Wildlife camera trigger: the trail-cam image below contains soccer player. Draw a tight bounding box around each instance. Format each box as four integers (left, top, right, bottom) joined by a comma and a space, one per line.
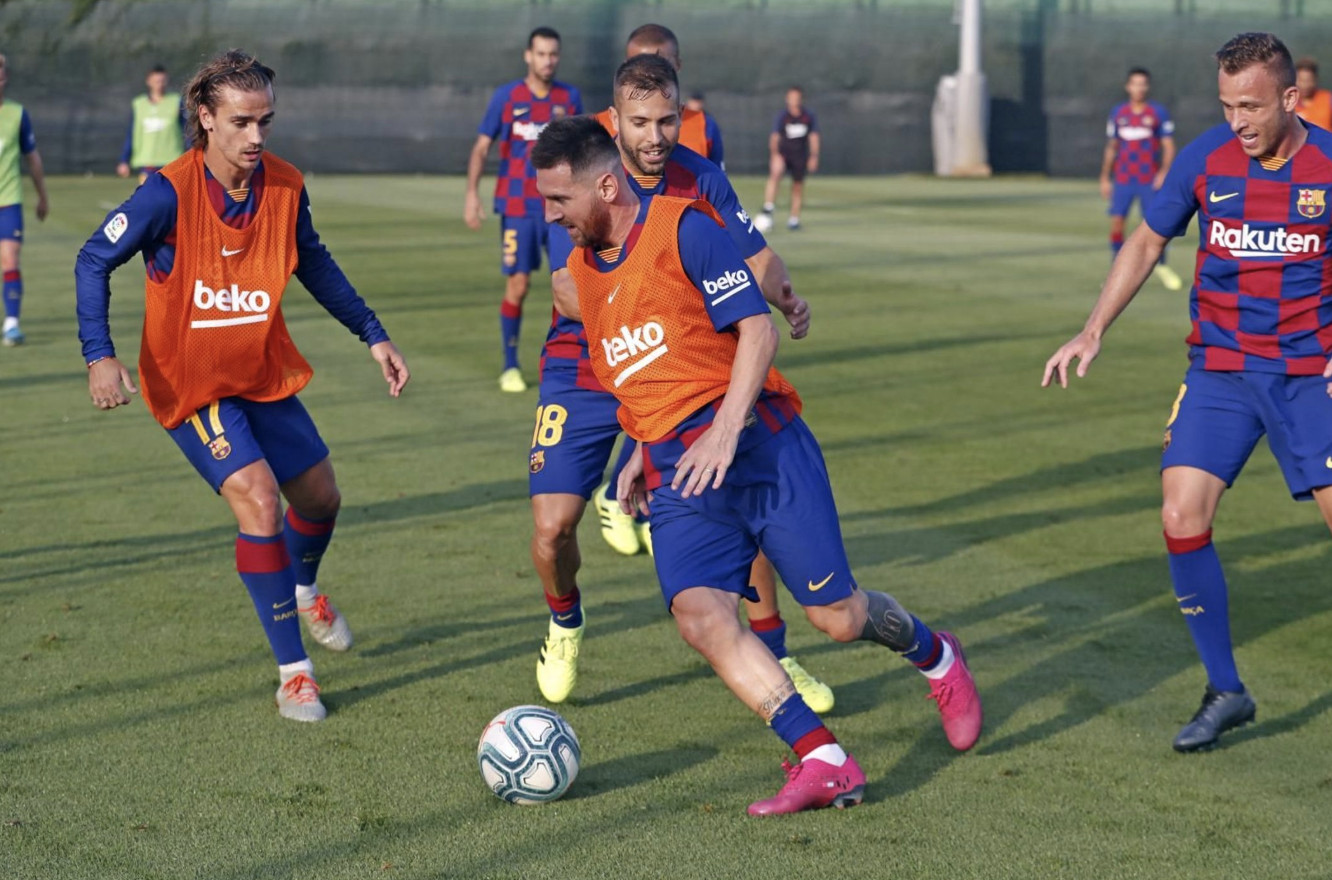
1043, 32, 1332, 752
592, 24, 725, 166
1098, 67, 1182, 291
116, 64, 186, 185
532, 54, 830, 714
464, 27, 583, 393
75, 50, 410, 723
1295, 57, 1331, 130
760, 86, 819, 232
0, 53, 49, 347
533, 115, 983, 814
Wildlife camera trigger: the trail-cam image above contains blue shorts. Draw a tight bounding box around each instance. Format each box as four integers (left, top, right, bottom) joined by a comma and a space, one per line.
528, 384, 623, 499
1109, 182, 1155, 218
0, 204, 22, 241
649, 417, 858, 611
501, 216, 549, 276
167, 396, 330, 493
1161, 365, 1332, 500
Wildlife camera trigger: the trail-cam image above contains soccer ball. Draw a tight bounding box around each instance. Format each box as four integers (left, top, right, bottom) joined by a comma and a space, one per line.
753, 212, 774, 233
477, 705, 581, 804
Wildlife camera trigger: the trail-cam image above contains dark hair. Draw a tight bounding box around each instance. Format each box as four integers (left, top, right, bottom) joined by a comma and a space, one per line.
150, 63, 168, 75
1126, 67, 1150, 81
184, 49, 275, 149
1296, 56, 1319, 75
626, 23, 678, 53
531, 116, 620, 177
529, 26, 560, 48
613, 53, 678, 104
1216, 32, 1296, 90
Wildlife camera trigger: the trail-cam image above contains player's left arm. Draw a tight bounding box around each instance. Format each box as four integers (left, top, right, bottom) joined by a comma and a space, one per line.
293, 187, 409, 396
547, 222, 580, 320
807, 112, 820, 173
20, 110, 47, 220
671, 209, 778, 498
1154, 109, 1178, 189
701, 170, 809, 338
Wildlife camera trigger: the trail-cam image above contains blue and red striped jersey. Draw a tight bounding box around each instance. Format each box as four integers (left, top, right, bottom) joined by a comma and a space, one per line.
1107, 101, 1174, 185
541, 144, 766, 392
1145, 121, 1332, 375
478, 79, 583, 218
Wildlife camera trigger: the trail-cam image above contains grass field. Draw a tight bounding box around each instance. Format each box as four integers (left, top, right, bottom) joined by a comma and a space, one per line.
4, 172, 1332, 880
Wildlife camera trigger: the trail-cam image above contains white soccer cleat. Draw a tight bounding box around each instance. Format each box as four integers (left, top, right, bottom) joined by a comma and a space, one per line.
276, 673, 327, 722
298, 594, 354, 652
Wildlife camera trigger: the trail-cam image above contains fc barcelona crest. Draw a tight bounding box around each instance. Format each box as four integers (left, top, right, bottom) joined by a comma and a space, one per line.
1298, 188, 1327, 219
208, 434, 232, 461
529, 450, 546, 474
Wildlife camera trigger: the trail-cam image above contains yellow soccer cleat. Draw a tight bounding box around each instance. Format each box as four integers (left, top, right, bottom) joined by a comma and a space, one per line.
594, 483, 641, 556
537, 618, 584, 703
1153, 264, 1184, 291
780, 655, 835, 715
499, 367, 528, 393
637, 519, 653, 557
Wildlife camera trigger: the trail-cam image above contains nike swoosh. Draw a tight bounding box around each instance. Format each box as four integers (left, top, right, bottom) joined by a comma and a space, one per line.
1208, 191, 1239, 203
272, 598, 295, 610
607, 283, 621, 303
514, 108, 530, 116
1175, 593, 1197, 603
807, 572, 835, 592
221, 246, 245, 257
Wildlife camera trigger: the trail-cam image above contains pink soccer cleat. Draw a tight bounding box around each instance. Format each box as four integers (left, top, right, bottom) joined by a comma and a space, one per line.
928, 632, 983, 751
746, 755, 866, 816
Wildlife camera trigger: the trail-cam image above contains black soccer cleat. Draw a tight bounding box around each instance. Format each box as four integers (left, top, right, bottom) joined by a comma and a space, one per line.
1172, 686, 1256, 753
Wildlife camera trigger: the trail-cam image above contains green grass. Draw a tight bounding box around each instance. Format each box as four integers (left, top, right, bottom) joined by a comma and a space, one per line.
3, 172, 1332, 879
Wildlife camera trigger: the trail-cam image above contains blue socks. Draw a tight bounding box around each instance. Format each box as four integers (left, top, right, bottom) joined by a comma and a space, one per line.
283, 508, 335, 587
500, 300, 522, 370
3, 270, 21, 320
1166, 530, 1243, 693
236, 533, 307, 666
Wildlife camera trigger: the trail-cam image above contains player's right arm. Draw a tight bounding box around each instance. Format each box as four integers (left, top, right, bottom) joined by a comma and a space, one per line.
117, 109, 134, 177
1044, 139, 1201, 388
465, 88, 506, 230
75, 176, 178, 408
1099, 114, 1118, 199
547, 222, 580, 321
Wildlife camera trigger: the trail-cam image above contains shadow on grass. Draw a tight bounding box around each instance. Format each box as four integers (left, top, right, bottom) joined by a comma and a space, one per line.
567, 744, 720, 800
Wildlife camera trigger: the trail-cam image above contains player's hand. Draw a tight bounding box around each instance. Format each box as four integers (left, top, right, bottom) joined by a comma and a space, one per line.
370, 340, 410, 397
672, 423, 739, 499
464, 191, 484, 231
774, 281, 810, 340
116, 162, 131, 179
35, 194, 48, 222
808, 155, 819, 174
616, 443, 651, 517
1099, 177, 1112, 200
88, 356, 138, 410
1321, 356, 1332, 380
1042, 331, 1102, 389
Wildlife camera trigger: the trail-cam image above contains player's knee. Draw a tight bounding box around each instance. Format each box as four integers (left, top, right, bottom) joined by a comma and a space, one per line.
298, 485, 341, 521
1161, 500, 1210, 537
672, 598, 734, 655
238, 488, 284, 535
532, 509, 577, 556
804, 602, 861, 643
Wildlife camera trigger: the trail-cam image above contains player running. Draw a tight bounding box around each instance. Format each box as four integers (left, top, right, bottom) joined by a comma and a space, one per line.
760, 86, 819, 232
0, 53, 49, 347
533, 114, 983, 814
75, 50, 409, 723
1045, 32, 1332, 752
531, 54, 831, 713
1099, 67, 1181, 291
464, 27, 583, 393
116, 63, 186, 185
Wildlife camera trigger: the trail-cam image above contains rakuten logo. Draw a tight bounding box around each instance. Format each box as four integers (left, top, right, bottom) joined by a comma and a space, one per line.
1208, 220, 1323, 258
191, 280, 272, 329
703, 269, 752, 306
601, 322, 668, 387
513, 121, 546, 141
